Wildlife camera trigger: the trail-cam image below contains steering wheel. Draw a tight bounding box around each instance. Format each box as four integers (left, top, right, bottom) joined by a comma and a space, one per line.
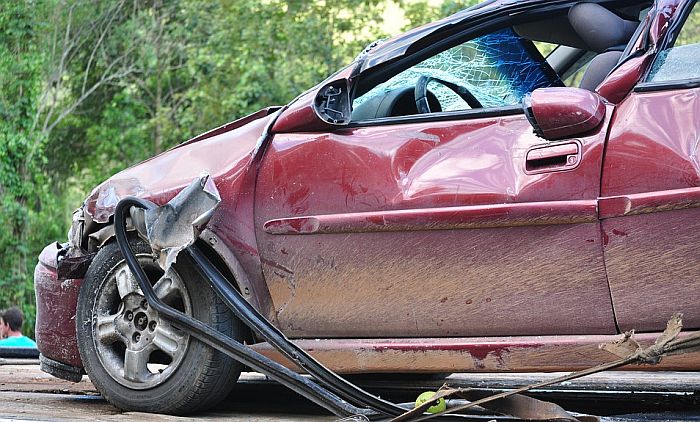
414, 75, 482, 114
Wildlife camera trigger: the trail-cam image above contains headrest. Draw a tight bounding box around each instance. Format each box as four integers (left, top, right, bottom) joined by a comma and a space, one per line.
568, 3, 639, 53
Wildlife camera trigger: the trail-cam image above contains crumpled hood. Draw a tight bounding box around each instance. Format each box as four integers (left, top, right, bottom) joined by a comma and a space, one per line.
85, 108, 279, 223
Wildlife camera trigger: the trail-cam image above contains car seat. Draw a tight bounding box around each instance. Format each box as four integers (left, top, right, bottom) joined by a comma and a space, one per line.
569, 2, 640, 91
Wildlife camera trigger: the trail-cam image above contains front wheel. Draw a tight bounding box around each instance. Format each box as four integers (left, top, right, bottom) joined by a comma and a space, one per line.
77, 238, 243, 414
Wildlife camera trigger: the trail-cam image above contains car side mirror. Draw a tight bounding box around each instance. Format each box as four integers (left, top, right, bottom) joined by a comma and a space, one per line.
523, 88, 606, 140
271, 78, 351, 133
313, 79, 351, 125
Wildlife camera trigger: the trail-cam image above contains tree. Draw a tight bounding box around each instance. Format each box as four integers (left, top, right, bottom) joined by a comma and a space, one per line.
401, 0, 479, 29
0, 1, 54, 336
1, 0, 476, 337
0, 0, 149, 335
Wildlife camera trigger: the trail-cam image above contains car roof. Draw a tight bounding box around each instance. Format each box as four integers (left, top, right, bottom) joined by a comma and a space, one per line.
356, 0, 645, 73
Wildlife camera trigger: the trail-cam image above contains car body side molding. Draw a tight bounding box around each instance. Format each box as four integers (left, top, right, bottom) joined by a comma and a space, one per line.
598, 186, 700, 219
264, 185, 700, 235
263, 200, 598, 235
250, 333, 700, 374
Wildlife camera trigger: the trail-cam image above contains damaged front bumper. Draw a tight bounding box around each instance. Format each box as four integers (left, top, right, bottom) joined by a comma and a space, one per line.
33, 174, 219, 382
34, 204, 99, 380
34, 241, 85, 380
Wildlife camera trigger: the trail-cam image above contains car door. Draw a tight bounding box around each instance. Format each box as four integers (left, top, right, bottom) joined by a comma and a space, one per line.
254, 26, 617, 339
600, 0, 700, 332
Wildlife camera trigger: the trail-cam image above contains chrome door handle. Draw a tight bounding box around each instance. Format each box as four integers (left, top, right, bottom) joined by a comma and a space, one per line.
525, 142, 580, 173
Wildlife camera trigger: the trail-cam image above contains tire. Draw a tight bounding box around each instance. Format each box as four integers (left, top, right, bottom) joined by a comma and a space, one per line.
77, 238, 243, 414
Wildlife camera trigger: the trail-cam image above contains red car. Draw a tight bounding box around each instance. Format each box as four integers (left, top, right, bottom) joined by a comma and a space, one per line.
34, 0, 700, 414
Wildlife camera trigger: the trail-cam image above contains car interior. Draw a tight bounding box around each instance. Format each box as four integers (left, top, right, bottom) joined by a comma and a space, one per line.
351, 1, 653, 121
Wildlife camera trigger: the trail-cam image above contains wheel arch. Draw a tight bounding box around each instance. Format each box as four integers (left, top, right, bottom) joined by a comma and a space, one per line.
80, 222, 257, 345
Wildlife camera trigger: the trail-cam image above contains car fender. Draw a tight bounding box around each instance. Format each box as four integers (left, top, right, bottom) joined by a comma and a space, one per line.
83, 108, 279, 317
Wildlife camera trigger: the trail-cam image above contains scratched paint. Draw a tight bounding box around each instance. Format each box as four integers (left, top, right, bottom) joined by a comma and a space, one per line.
255, 110, 616, 338
34, 243, 83, 368
601, 87, 700, 332
81, 113, 278, 320
36, 112, 279, 368
249, 333, 700, 373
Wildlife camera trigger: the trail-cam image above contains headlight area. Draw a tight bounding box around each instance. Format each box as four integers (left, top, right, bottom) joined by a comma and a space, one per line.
58, 207, 97, 280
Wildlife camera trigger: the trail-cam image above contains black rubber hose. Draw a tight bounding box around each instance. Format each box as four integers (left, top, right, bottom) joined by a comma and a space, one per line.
113, 197, 373, 418
187, 245, 408, 416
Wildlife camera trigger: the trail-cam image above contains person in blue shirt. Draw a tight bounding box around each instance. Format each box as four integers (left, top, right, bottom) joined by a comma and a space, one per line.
0, 307, 37, 348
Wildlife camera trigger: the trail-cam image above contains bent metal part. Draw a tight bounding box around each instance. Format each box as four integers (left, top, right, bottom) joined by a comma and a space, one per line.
116, 178, 700, 421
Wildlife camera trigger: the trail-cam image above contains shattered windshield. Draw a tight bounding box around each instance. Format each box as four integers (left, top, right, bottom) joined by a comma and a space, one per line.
353, 27, 562, 114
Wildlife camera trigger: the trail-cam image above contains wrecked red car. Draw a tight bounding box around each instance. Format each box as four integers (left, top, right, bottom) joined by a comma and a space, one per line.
34, 0, 700, 414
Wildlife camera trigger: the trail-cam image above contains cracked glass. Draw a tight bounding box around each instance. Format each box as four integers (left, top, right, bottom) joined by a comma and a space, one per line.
648, 1, 700, 83
353, 27, 562, 115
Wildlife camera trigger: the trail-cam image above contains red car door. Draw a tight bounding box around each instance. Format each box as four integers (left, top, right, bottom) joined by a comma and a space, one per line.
600, 0, 700, 332
254, 25, 617, 339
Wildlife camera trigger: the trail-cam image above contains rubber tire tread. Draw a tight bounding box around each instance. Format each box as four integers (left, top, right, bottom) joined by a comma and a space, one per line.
76, 238, 242, 415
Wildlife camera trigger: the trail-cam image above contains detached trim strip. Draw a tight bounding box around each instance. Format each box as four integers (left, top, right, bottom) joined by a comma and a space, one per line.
598, 186, 700, 219
348, 105, 523, 128
263, 200, 598, 235
634, 78, 700, 93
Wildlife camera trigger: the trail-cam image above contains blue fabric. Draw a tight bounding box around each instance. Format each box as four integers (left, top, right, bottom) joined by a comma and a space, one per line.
0, 335, 37, 348
464, 28, 563, 107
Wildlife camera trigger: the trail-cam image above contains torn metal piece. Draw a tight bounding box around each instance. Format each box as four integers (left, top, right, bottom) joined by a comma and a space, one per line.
88, 219, 137, 251
59, 207, 97, 278
139, 173, 221, 270
67, 208, 85, 254
57, 251, 97, 280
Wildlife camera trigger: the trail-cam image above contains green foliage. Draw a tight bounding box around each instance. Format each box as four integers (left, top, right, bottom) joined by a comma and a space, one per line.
0, 0, 59, 337
400, 0, 479, 30
0, 0, 479, 338
176, 0, 388, 138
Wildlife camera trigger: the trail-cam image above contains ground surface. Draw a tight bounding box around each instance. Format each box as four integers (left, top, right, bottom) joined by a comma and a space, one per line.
1, 359, 698, 421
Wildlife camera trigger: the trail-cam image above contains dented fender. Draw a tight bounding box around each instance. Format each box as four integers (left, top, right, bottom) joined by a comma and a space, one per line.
78, 109, 280, 317
34, 109, 282, 370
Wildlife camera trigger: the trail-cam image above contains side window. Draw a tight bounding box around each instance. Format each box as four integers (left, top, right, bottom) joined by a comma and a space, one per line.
647, 1, 700, 83
561, 51, 597, 87
351, 28, 562, 120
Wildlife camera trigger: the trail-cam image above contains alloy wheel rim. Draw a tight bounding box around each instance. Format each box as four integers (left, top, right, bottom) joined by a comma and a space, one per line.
91, 255, 191, 390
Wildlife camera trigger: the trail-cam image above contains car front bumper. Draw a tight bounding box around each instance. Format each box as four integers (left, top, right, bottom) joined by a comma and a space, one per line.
34, 242, 84, 375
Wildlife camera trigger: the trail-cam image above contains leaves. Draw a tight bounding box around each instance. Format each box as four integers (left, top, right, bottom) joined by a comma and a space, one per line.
0, 0, 465, 337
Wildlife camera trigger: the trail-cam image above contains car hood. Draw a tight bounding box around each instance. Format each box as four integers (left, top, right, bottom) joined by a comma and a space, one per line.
85, 108, 280, 223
